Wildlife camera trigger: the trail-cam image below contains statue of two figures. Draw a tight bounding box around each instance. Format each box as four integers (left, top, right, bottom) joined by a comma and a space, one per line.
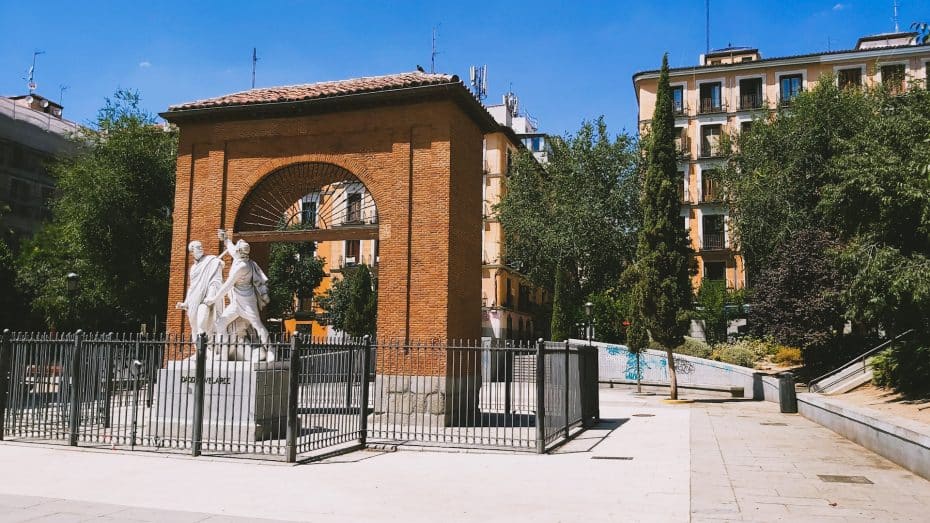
176, 230, 275, 362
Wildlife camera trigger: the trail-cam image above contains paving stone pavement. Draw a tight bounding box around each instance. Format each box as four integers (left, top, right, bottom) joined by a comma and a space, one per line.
690, 397, 930, 522
0, 387, 926, 522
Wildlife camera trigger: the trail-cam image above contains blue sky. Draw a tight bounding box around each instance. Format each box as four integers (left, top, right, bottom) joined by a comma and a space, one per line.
1, 1, 928, 136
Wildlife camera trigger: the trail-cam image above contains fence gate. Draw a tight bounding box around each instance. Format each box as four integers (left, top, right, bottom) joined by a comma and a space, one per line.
0, 331, 371, 462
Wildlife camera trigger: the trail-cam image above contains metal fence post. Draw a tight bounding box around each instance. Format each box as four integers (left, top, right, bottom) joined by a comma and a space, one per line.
590, 346, 600, 423
563, 340, 570, 439
535, 338, 546, 454
0, 329, 11, 441
358, 335, 371, 446
101, 338, 114, 428
68, 330, 84, 446
191, 333, 207, 457
286, 333, 301, 463
504, 346, 512, 419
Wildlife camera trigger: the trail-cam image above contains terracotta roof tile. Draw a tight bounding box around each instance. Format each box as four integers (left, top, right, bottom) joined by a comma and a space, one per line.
168, 71, 459, 111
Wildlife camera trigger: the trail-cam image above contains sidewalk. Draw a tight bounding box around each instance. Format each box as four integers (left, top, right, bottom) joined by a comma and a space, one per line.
0, 387, 926, 522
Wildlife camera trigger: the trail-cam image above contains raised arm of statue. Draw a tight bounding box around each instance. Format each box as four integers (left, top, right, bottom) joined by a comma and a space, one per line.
205, 262, 246, 306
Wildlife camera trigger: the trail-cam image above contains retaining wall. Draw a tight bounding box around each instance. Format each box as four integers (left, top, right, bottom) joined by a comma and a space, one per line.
798, 393, 930, 481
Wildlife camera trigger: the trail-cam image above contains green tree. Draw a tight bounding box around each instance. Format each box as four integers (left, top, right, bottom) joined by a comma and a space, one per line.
497, 119, 640, 336
265, 241, 326, 319
318, 265, 377, 338
16, 90, 177, 331
624, 54, 694, 399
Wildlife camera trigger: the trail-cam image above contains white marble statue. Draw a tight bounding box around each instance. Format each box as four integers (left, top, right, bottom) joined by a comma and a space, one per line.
175, 240, 226, 342
206, 230, 274, 362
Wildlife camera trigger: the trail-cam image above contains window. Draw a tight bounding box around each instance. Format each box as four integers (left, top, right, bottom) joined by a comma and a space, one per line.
741, 56, 754, 62
702, 170, 721, 202
346, 193, 361, 223
506, 149, 513, 175
9, 178, 30, 202
702, 215, 725, 250
699, 82, 722, 113
674, 127, 688, 156
739, 78, 763, 109
506, 316, 513, 340
837, 67, 862, 89
740, 121, 753, 134
671, 86, 685, 114
300, 195, 317, 227
700, 125, 722, 157
345, 240, 360, 265
505, 277, 513, 308
779, 74, 803, 104
881, 64, 906, 94
704, 262, 726, 281
678, 171, 687, 202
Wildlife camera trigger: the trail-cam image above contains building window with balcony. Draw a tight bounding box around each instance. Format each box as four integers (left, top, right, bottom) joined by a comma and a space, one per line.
700, 125, 722, 158
702, 170, 721, 202
702, 214, 725, 250
671, 85, 685, 115
704, 261, 726, 281
779, 74, 803, 104
881, 64, 906, 94
678, 171, 687, 203
345, 240, 360, 266
739, 78, 763, 109
300, 195, 317, 227
674, 127, 689, 157
837, 67, 862, 89
699, 82, 722, 113
346, 192, 362, 223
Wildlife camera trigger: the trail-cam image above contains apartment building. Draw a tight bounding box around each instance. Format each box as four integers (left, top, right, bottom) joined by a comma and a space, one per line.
0, 93, 79, 245
482, 94, 550, 341
633, 31, 930, 290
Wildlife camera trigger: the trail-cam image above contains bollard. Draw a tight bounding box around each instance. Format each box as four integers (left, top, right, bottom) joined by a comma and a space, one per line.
68, 330, 84, 446
359, 335, 372, 446
779, 372, 798, 414
535, 338, 546, 454
191, 333, 207, 457
0, 329, 11, 441
285, 333, 301, 463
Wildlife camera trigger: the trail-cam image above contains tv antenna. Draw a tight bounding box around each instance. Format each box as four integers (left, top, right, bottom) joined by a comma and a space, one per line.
469, 65, 487, 101
431, 25, 440, 73
59, 85, 68, 107
24, 50, 45, 93
893, 0, 900, 32
251, 47, 259, 88
705, 0, 711, 53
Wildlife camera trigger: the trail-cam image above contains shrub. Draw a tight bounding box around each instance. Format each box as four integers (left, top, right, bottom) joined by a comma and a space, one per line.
674, 337, 712, 359
773, 347, 803, 366
871, 342, 930, 395
710, 345, 755, 368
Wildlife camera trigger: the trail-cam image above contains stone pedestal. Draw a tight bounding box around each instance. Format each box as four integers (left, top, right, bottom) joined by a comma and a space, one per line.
154, 361, 291, 443
372, 373, 480, 426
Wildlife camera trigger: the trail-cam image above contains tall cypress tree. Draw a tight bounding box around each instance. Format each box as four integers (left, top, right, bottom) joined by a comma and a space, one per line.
626, 54, 694, 399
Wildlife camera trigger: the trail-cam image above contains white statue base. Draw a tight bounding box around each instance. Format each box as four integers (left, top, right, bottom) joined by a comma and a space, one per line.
154, 361, 293, 444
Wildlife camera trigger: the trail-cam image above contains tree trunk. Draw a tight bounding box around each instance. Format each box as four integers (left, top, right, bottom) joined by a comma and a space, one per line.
666, 347, 678, 400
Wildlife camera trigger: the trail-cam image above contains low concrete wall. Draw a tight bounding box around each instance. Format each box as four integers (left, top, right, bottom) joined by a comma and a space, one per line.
798, 393, 930, 481
583, 340, 759, 399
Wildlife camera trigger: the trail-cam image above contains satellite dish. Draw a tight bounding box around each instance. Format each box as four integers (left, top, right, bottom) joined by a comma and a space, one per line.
25, 95, 34, 104
40, 99, 49, 108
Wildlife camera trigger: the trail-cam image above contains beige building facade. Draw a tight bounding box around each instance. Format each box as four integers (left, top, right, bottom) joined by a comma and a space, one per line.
633, 31, 930, 291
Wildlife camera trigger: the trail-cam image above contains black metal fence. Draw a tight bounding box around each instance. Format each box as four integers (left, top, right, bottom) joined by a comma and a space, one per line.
0, 331, 598, 461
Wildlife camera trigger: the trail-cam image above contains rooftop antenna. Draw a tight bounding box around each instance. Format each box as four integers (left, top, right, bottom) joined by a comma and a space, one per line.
827, 36, 832, 51
24, 50, 45, 93
705, 0, 711, 53
58, 84, 68, 107
431, 25, 440, 73
251, 47, 258, 88
893, 0, 900, 32
469, 65, 487, 101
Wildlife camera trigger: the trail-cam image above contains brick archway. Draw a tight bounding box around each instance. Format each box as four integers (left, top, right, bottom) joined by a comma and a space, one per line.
162, 73, 491, 344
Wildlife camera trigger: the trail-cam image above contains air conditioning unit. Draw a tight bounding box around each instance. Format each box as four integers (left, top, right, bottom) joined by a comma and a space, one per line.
345, 256, 357, 266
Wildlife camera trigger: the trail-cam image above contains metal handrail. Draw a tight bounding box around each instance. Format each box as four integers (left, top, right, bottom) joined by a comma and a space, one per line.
808, 329, 915, 392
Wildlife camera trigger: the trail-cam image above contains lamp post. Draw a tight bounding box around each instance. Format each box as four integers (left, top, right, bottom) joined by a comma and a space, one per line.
66, 272, 79, 332
584, 301, 594, 346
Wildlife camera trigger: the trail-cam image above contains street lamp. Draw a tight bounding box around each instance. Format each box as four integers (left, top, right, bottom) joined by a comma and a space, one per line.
66, 272, 79, 331
584, 301, 594, 346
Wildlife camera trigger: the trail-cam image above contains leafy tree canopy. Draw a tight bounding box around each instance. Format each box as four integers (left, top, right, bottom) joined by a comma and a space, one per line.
16, 90, 177, 331
265, 241, 325, 320
317, 265, 377, 338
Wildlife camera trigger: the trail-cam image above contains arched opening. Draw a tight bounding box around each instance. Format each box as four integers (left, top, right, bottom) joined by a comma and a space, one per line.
233, 162, 379, 337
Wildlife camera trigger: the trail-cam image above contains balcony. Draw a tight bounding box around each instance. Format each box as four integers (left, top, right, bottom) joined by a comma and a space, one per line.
739, 93, 764, 110
699, 99, 725, 114
702, 232, 726, 251
675, 136, 691, 160
699, 143, 722, 159
702, 177, 722, 202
